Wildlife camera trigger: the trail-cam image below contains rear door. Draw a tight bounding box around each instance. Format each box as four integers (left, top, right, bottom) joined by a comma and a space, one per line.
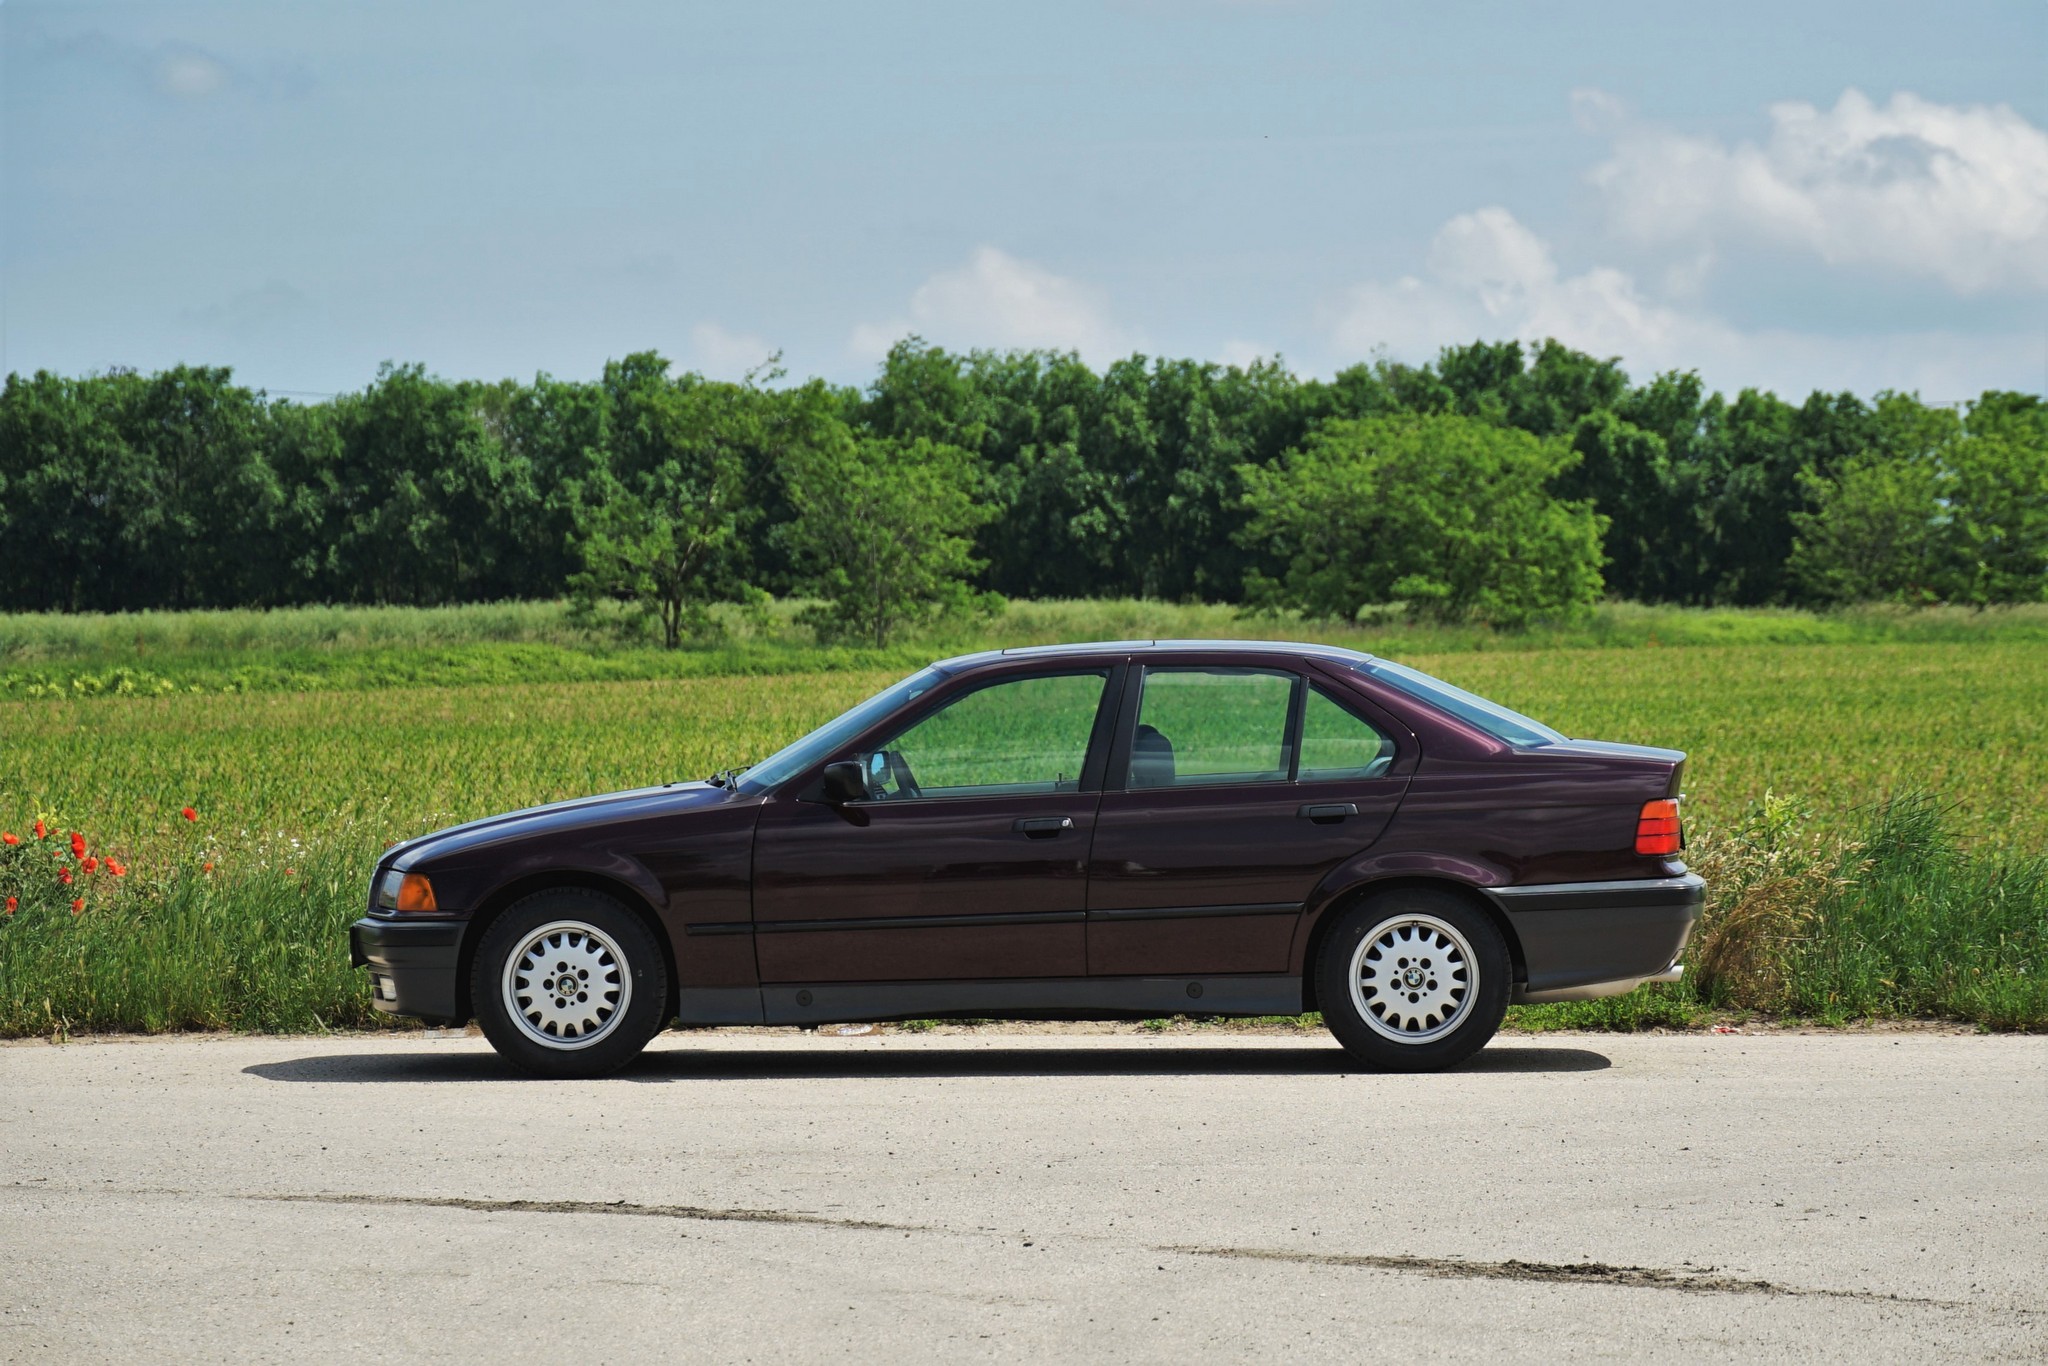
1086, 662, 1412, 976
751, 667, 1117, 983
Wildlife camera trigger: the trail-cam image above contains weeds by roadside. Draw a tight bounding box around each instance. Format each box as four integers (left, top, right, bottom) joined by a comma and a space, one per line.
1, 792, 2041, 1038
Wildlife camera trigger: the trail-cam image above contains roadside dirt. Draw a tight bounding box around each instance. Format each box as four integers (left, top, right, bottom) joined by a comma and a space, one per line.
0, 1014, 2001, 1047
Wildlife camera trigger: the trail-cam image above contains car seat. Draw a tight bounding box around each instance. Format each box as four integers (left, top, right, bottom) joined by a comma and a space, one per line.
1130, 723, 1176, 787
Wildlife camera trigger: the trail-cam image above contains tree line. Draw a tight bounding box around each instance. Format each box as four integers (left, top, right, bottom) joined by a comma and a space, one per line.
1, 339, 2042, 642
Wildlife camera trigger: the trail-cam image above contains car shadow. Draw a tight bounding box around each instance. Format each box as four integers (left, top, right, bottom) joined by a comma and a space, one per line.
242, 1041, 1611, 1084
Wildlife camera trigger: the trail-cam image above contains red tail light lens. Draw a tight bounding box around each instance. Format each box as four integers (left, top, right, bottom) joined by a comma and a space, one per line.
1635, 799, 1682, 856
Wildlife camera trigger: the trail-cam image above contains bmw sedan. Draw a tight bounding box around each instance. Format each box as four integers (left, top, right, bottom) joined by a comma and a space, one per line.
351, 640, 1703, 1076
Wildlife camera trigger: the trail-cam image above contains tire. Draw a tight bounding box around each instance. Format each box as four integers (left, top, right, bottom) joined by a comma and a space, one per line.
472, 888, 670, 1079
1315, 888, 1510, 1072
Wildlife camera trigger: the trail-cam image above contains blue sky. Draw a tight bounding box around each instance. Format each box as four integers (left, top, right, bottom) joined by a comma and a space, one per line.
5, 0, 2044, 400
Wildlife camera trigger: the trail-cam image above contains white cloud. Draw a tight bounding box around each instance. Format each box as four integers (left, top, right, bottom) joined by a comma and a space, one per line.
1330, 207, 2039, 400
152, 47, 230, 98
688, 322, 776, 380
1568, 86, 1627, 136
851, 246, 1130, 364
1588, 89, 2048, 294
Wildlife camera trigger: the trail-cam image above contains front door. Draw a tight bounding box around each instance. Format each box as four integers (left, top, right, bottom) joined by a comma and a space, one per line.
752, 668, 1115, 984
1087, 666, 1411, 976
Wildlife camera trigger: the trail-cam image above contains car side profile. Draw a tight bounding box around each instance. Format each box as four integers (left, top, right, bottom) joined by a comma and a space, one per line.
351, 641, 1703, 1077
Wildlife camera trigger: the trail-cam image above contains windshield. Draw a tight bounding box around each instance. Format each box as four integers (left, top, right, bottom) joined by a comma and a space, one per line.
1356, 659, 1565, 748
733, 667, 945, 794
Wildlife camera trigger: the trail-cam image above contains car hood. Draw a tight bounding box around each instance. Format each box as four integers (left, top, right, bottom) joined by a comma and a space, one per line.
386, 781, 739, 869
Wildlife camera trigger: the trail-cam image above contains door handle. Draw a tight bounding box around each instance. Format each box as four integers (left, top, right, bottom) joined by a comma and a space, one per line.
1014, 816, 1074, 838
1297, 803, 1358, 822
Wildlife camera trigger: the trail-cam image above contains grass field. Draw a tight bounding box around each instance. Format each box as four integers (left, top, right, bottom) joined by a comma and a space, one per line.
1, 599, 2044, 1036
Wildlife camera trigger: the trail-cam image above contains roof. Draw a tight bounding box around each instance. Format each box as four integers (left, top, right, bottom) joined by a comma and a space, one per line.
932, 639, 1377, 673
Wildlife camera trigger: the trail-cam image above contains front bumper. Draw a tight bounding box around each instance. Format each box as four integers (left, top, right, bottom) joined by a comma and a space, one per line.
1486, 873, 1705, 1004
350, 916, 466, 1023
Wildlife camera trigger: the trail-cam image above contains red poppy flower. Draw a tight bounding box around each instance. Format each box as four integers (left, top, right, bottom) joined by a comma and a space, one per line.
107, 859, 127, 877
70, 832, 88, 859
3, 897, 15, 913
181, 807, 198, 822
58, 868, 73, 886
33, 820, 46, 839
285, 868, 297, 878
202, 861, 215, 873
2, 832, 18, 846
82, 856, 99, 874
71, 898, 84, 914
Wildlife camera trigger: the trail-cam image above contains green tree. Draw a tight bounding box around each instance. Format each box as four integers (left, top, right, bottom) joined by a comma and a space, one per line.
112, 366, 283, 609
1947, 424, 2048, 606
1787, 450, 1948, 604
1239, 413, 1606, 627
0, 371, 138, 610
1788, 393, 2048, 607
563, 357, 761, 648
781, 431, 997, 647
317, 363, 538, 604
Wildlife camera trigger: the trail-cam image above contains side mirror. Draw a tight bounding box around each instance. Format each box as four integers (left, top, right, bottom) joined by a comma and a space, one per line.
820, 760, 867, 805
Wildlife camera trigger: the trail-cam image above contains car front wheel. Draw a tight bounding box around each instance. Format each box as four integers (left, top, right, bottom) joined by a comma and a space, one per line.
473, 889, 669, 1078
1316, 889, 1510, 1071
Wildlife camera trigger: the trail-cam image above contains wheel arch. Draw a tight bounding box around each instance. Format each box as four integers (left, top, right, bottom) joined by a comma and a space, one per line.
455, 871, 678, 1023
1296, 876, 1526, 1016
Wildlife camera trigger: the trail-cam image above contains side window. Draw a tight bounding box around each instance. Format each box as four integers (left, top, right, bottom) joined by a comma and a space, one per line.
1129, 667, 1295, 789
861, 671, 1107, 799
1298, 685, 1396, 782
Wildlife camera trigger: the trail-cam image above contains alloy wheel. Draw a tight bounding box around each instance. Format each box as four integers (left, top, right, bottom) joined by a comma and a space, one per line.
1348, 913, 1477, 1044
500, 919, 632, 1051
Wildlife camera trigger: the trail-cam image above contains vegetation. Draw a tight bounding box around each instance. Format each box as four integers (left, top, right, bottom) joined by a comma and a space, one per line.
0, 601, 2043, 1035
781, 432, 999, 647
5, 341, 2042, 627
1240, 413, 1607, 625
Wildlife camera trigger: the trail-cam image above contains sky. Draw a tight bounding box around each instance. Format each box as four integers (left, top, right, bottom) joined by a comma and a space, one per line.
4, 0, 2045, 402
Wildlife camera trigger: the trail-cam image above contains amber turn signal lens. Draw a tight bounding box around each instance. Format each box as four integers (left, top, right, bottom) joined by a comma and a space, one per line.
394, 873, 439, 913
1635, 799, 1682, 856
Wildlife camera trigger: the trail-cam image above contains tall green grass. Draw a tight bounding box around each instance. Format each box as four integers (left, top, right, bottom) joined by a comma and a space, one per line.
8, 598, 2048, 697
0, 843, 377, 1035
1511, 794, 2047, 1032
1, 794, 2040, 1037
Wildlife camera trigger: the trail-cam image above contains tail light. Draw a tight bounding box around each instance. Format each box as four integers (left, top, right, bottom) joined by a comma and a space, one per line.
1635, 799, 1682, 856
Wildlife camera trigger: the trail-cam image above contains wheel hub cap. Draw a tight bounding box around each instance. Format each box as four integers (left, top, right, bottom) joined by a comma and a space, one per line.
1348, 914, 1477, 1045
501, 921, 631, 1051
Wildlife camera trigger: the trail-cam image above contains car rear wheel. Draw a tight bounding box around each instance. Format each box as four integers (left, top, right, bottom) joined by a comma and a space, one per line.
473, 889, 669, 1078
1316, 889, 1509, 1071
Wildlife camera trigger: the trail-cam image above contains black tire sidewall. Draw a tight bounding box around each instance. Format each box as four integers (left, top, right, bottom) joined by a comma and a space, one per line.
1316, 889, 1510, 1072
472, 889, 669, 1078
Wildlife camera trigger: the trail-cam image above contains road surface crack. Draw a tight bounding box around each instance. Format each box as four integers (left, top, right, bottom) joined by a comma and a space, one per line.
247, 1191, 922, 1232
1157, 1244, 1962, 1305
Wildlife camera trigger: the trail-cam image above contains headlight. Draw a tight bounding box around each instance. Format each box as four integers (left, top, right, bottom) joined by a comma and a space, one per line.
375, 868, 439, 913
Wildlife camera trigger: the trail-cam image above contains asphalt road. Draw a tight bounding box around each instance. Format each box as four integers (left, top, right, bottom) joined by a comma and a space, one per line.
2, 1028, 2043, 1363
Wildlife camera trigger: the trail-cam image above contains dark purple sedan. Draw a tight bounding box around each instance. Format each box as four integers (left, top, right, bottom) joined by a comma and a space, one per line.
352, 640, 1701, 1076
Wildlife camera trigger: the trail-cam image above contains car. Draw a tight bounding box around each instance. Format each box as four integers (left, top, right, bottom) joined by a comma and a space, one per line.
351, 640, 1703, 1077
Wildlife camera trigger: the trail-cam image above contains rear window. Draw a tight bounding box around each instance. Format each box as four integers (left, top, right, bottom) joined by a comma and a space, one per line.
1355, 659, 1564, 748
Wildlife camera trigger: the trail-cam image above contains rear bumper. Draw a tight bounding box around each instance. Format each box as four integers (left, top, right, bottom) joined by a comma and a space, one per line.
1485, 873, 1705, 1004
350, 916, 465, 1023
